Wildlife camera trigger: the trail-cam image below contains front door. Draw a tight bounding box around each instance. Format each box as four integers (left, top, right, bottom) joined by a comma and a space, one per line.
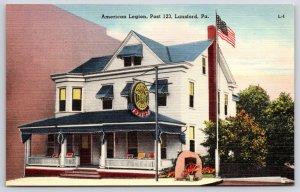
80, 134, 91, 165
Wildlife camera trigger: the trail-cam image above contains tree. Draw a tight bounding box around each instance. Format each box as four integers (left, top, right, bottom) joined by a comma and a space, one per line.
237, 85, 270, 126
265, 93, 294, 166
202, 110, 267, 167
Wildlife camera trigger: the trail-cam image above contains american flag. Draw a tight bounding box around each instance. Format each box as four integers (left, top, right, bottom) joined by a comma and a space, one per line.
216, 15, 235, 48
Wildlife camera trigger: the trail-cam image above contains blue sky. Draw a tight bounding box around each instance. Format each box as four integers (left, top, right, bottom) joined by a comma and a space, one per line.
56, 4, 294, 99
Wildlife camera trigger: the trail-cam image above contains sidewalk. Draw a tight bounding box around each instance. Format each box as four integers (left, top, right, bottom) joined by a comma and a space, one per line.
6, 177, 222, 186
219, 177, 294, 186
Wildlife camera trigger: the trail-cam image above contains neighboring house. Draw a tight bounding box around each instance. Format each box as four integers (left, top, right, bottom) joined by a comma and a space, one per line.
19, 26, 238, 175
6, 4, 120, 180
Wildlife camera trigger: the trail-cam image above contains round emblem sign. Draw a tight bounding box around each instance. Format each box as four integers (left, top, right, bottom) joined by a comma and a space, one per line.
130, 82, 150, 117
131, 82, 149, 111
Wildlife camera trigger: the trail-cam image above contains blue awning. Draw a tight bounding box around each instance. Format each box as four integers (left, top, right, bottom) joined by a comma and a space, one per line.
96, 85, 113, 99
149, 79, 168, 94
120, 82, 133, 97
232, 94, 240, 102
117, 44, 143, 58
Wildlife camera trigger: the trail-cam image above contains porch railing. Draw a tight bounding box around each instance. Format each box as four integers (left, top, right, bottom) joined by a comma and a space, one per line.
27, 156, 80, 167
105, 158, 155, 170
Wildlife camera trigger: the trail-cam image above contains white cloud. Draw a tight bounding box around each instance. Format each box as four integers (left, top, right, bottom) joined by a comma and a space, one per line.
219, 37, 294, 76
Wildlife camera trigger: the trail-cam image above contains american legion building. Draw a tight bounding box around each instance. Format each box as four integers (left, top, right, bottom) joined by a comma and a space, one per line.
19, 26, 238, 176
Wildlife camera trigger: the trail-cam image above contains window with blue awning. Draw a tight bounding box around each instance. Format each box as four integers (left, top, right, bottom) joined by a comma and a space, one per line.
120, 82, 133, 97
117, 44, 143, 58
96, 85, 113, 99
149, 79, 168, 94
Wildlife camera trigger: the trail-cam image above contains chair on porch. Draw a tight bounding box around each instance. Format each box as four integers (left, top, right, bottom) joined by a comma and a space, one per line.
52, 152, 60, 158
148, 152, 154, 159
127, 154, 134, 159
66, 152, 74, 158
137, 152, 145, 159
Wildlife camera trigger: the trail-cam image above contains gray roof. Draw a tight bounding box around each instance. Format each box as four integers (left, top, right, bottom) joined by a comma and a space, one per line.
168, 40, 213, 62
133, 31, 171, 63
134, 31, 213, 63
69, 55, 112, 74
68, 31, 213, 74
19, 110, 185, 128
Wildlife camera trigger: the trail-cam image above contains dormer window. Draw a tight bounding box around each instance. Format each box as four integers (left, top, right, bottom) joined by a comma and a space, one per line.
123, 56, 142, 67
117, 44, 143, 67
134, 56, 141, 65
124, 57, 132, 67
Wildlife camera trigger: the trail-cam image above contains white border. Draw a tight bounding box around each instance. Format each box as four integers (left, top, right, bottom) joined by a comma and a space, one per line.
1, 1, 298, 192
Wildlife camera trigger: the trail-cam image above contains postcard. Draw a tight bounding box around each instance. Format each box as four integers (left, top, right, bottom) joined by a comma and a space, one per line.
6, 4, 294, 186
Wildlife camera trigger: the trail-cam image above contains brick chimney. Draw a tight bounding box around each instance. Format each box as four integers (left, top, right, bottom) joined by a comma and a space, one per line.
208, 25, 217, 122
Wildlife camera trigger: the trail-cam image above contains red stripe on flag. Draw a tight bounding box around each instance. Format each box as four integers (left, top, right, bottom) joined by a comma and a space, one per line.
218, 27, 235, 47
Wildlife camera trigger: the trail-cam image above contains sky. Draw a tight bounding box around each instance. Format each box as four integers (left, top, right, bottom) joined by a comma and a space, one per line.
56, 4, 294, 100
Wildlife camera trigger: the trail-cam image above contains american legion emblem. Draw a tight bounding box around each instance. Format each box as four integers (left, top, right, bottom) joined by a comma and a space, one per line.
130, 81, 150, 117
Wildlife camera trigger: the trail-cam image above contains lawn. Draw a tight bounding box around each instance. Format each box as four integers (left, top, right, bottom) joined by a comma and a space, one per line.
202, 173, 215, 178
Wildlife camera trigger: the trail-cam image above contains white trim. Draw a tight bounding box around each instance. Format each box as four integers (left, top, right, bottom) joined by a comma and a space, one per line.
20, 121, 185, 129
20, 126, 56, 129
159, 122, 185, 126
25, 166, 76, 171
52, 62, 191, 81
60, 124, 104, 128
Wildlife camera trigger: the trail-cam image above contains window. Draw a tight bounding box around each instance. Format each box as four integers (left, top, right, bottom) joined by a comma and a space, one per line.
123, 56, 142, 67
67, 135, 74, 153
128, 131, 138, 158
134, 56, 142, 65
59, 88, 66, 112
202, 57, 206, 74
107, 133, 114, 158
218, 91, 220, 114
72, 88, 82, 111
103, 98, 113, 110
127, 97, 131, 108
189, 126, 195, 152
189, 82, 194, 108
158, 94, 167, 106
161, 134, 167, 159
47, 134, 59, 156
224, 94, 228, 115
124, 57, 131, 67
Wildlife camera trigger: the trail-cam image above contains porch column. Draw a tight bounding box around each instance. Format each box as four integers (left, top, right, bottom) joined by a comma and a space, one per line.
154, 141, 162, 170
100, 139, 107, 168
158, 142, 162, 170
25, 137, 31, 165
60, 136, 67, 167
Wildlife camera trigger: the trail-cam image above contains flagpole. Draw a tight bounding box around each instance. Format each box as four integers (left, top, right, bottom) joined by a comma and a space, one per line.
155, 66, 159, 181
215, 10, 220, 178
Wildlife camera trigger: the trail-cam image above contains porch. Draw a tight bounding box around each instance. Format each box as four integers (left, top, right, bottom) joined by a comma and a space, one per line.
23, 132, 178, 170
19, 110, 186, 171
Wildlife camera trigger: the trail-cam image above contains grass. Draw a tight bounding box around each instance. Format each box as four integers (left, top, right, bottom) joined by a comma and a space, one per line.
202, 173, 215, 178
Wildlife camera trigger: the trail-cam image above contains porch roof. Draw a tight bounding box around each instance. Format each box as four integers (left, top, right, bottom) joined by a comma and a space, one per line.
19, 110, 186, 143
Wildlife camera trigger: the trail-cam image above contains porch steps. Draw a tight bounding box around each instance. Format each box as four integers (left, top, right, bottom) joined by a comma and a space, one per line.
60, 169, 101, 179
